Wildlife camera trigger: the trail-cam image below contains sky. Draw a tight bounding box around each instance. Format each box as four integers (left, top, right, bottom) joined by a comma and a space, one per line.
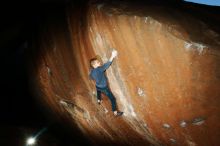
185, 0, 220, 6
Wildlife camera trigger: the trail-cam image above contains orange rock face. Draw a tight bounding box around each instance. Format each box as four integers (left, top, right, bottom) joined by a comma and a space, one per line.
29, 1, 220, 146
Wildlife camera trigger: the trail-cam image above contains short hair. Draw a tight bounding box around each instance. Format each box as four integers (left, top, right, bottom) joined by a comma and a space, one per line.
90, 58, 98, 68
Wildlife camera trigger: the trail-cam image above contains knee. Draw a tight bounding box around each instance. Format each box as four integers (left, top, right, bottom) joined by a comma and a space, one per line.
107, 93, 115, 100
111, 96, 116, 102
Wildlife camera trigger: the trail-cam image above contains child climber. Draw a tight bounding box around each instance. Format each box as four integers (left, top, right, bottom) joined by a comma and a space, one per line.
89, 49, 123, 117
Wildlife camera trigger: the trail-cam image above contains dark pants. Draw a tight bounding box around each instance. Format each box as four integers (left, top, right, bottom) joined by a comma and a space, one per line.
96, 86, 116, 111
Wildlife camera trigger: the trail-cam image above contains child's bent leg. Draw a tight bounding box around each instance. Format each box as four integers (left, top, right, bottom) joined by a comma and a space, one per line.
96, 89, 102, 101
104, 87, 116, 111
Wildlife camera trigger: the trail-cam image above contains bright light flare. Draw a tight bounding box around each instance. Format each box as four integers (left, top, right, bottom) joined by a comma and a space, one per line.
25, 127, 47, 145
26, 137, 36, 145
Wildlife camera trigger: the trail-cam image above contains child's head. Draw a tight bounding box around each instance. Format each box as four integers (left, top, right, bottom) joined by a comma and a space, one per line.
90, 58, 101, 68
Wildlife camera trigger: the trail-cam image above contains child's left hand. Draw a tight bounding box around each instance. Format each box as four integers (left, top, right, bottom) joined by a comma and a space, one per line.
111, 50, 118, 58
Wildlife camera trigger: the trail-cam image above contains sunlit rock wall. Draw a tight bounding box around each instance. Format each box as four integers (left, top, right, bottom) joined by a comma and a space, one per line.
29, 1, 220, 146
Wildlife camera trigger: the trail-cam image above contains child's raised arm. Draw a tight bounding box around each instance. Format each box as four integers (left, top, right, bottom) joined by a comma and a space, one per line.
100, 49, 118, 71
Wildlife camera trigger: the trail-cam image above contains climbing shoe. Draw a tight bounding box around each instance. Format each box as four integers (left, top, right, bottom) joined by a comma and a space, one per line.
114, 111, 123, 117
97, 100, 101, 105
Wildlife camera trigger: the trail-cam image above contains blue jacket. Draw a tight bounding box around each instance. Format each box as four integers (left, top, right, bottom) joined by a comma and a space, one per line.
89, 61, 112, 88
